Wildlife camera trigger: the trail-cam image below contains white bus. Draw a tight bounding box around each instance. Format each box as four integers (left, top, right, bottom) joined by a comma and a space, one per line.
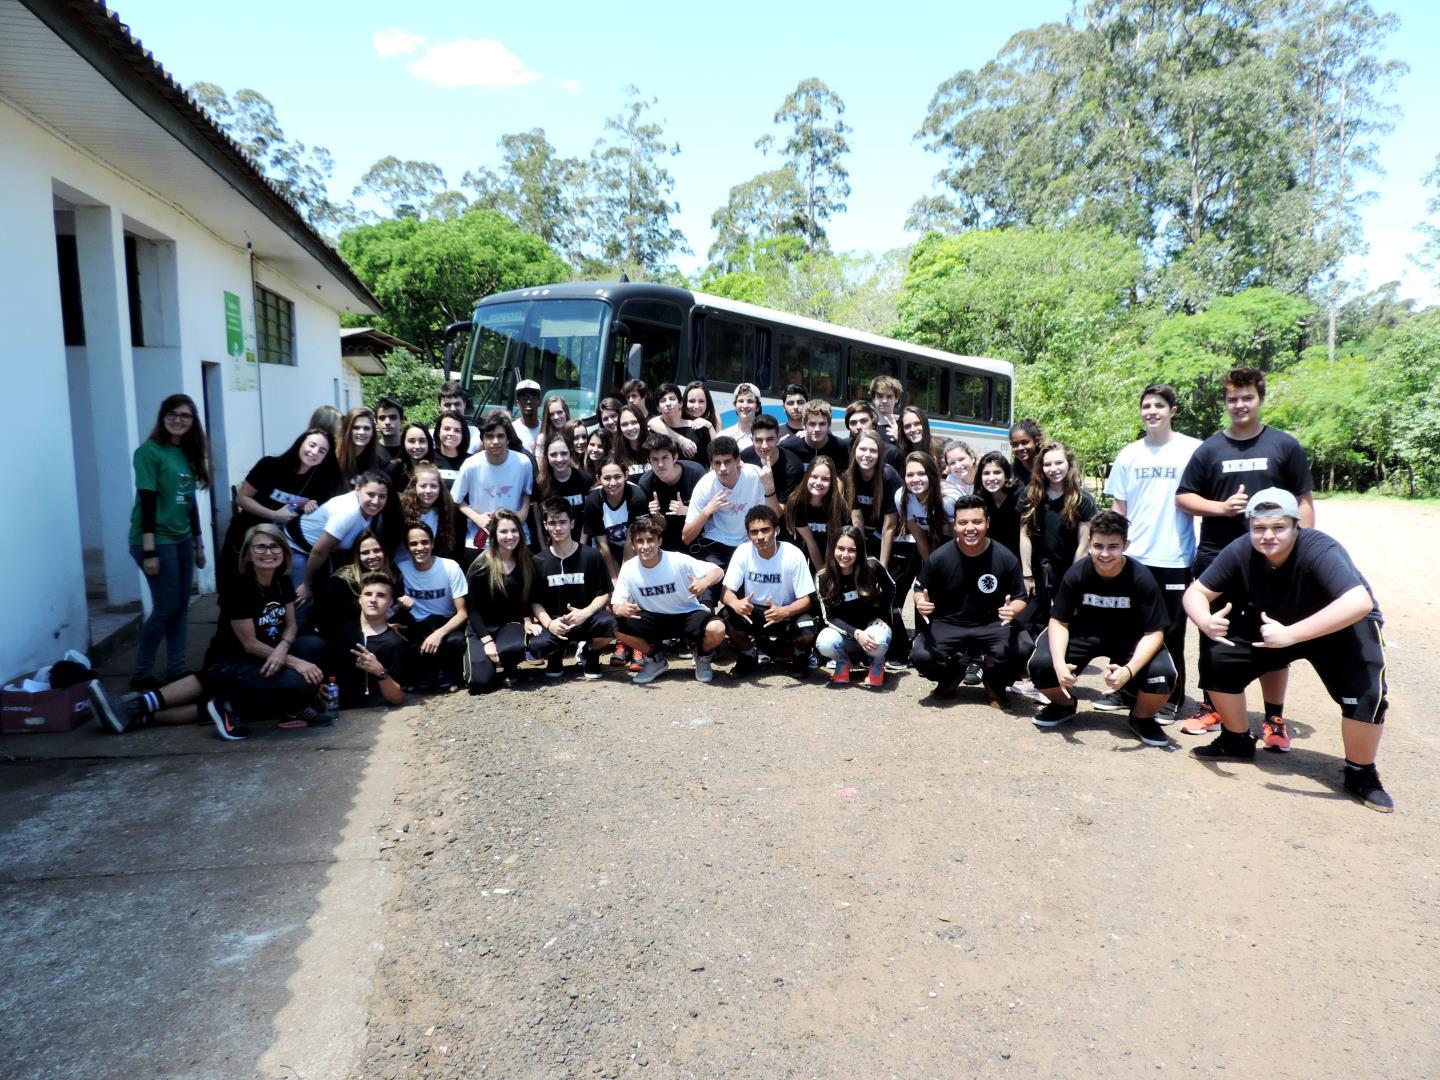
445, 281, 1014, 455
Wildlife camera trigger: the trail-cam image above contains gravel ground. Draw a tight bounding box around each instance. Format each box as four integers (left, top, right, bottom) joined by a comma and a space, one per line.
356, 498, 1440, 1079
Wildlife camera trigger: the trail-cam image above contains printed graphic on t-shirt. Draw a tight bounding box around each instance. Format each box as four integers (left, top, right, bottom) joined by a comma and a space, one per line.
409, 587, 449, 601
257, 601, 285, 643
547, 572, 585, 587
978, 573, 998, 594
1131, 466, 1180, 480
639, 581, 678, 597
1221, 458, 1269, 473
1083, 593, 1133, 609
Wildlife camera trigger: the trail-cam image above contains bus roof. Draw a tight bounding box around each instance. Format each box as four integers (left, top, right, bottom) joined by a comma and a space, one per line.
478, 280, 1014, 378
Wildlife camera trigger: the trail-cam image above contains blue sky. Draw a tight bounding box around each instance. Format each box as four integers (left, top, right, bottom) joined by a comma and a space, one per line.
116, 0, 1438, 303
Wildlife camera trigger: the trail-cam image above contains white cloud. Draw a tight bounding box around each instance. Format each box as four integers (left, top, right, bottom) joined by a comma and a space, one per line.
558, 78, 582, 95
406, 38, 540, 90
373, 27, 426, 59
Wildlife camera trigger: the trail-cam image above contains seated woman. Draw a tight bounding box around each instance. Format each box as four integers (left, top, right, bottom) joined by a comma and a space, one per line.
90, 524, 329, 739
815, 526, 895, 687
313, 529, 403, 641
464, 509, 540, 692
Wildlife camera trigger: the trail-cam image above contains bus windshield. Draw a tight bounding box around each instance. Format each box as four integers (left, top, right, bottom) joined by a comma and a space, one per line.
460, 298, 612, 417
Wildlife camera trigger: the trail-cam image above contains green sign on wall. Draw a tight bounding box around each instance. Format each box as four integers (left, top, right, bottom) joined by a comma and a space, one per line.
225, 290, 257, 391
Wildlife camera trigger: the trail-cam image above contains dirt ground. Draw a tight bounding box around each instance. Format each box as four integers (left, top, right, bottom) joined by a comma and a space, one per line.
356, 498, 1440, 1079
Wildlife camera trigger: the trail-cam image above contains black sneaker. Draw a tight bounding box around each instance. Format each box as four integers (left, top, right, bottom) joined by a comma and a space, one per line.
581, 649, 602, 681
1343, 765, 1394, 813
545, 653, 565, 678
962, 662, 983, 686
731, 651, 759, 678
1128, 714, 1169, 747
1155, 701, 1181, 726
1093, 691, 1129, 714
1191, 728, 1256, 761
1033, 702, 1078, 728
89, 682, 146, 734
934, 673, 964, 697
207, 699, 248, 741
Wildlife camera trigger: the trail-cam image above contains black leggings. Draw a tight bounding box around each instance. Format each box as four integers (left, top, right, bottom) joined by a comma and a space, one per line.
464, 622, 528, 693
887, 545, 920, 662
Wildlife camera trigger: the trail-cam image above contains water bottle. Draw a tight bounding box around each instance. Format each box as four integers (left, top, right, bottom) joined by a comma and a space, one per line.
322, 676, 340, 714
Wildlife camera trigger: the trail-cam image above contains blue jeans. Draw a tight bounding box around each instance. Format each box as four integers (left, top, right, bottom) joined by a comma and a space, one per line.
130, 539, 195, 680
816, 624, 892, 665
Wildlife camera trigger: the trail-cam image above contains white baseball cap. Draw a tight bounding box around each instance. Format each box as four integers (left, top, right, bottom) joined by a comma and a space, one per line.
1245, 487, 1301, 519
515, 379, 541, 395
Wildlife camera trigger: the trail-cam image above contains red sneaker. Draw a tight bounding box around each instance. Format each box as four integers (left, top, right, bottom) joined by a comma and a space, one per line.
1180, 708, 1221, 735
831, 663, 851, 685
864, 663, 885, 688
1262, 715, 1292, 752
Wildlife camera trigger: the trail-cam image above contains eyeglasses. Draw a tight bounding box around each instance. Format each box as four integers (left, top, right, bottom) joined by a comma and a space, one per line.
249, 543, 284, 554
165, 411, 195, 421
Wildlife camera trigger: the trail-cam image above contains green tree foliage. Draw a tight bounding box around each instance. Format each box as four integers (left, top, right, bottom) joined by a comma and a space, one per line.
911, 1, 1404, 310
582, 86, 688, 278
353, 156, 465, 221
189, 82, 356, 236
766, 79, 852, 253
361, 349, 444, 428
339, 210, 570, 360
1418, 153, 1440, 292
699, 243, 902, 328
462, 129, 584, 257
707, 168, 810, 270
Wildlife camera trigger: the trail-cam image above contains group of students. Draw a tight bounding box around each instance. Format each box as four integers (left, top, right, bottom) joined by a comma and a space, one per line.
93, 366, 1393, 812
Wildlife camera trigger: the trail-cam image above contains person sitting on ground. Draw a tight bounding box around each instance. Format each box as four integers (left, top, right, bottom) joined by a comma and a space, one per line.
463, 509, 540, 692
911, 495, 1029, 703
611, 515, 727, 685
1182, 488, 1392, 811
1027, 510, 1177, 747
328, 572, 407, 708
92, 524, 330, 740
395, 522, 469, 690
815, 526, 896, 687
721, 505, 818, 679
527, 497, 616, 680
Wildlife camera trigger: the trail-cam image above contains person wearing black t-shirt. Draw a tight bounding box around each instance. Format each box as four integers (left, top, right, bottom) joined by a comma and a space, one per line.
845, 402, 906, 470
582, 457, 649, 580
1176, 367, 1315, 738
815, 526, 896, 687
649, 382, 712, 465
976, 451, 1023, 557
222, 428, 340, 589
528, 498, 616, 680
464, 509, 540, 693
912, 496, 1029, 702
1026, 511, 1177, 747
330, 572, 407, 708
1184, 488, 1392, 811
741, 414, 804, 503
780, 400, 851, 470
638, 434, 706, 551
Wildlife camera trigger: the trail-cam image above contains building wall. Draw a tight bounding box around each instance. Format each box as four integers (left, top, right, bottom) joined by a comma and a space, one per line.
0, 97, 355, 682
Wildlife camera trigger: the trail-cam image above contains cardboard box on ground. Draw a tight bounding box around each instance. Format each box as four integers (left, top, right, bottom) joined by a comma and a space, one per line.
2, 651, 95, 734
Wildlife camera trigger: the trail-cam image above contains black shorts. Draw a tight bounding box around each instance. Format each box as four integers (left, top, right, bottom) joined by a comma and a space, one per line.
1199, 621, 1388, 724
1028, 629, 1177, 697
723, 606, 817, 648
528, 610, 618, 658
915, 621, 1010, 665
617, 608, 715, 647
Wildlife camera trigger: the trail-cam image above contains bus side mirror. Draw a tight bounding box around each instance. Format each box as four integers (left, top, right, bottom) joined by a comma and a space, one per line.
626, 343, 644, 381
441, 320, 471, 381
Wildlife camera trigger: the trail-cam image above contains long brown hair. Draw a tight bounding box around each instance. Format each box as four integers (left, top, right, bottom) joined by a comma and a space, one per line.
845, 431, 889, 528
900, 405, 943, 460
783, 454, 848, 550
147, 393, 212, 488
817, 525, 880, 605
615, 405, 647, 473
400, 463, 461, 558
902, 452, 949, 549
1022, 441, 1086, 535
473, 508, 535, 599
337, 406, 381, 482
538, 394, 573, 449
335, 528, 400, 595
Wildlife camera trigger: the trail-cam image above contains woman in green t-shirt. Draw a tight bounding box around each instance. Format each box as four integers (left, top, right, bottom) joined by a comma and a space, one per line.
128, 393, 212, 689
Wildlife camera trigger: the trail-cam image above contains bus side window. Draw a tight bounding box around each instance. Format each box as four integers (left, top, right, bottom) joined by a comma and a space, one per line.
951, 372, 986, 420
991, 376, 1011, 424
906, 361, 949, 416
617, 300, 683, 390
703, 318, 755, 386
778, 330, 842, 401
848, 348, 899, 403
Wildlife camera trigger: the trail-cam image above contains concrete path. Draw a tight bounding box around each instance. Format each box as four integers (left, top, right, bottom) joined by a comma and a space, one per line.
0, 596, 413, 1079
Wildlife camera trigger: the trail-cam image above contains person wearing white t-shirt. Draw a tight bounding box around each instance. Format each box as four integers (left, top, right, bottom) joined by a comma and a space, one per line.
1099, 383, 1201, 722
681, 435, 780, 590
722, 505, 817, 678
512, 379, 544, 454
396, 522, 468, 689
612, 515, 726, 685
453, 413, 534, 548
293, 470, 390, 605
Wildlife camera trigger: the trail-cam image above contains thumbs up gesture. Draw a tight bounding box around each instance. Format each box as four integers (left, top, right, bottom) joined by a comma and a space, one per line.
1225, 483, 1249, 516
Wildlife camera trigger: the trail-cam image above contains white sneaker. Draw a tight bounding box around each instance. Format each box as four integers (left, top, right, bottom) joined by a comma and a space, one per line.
632, 654, 669, 685
694, 653, 715, 683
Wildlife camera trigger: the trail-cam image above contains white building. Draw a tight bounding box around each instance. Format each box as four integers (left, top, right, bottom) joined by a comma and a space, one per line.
0, 0, 381, 682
